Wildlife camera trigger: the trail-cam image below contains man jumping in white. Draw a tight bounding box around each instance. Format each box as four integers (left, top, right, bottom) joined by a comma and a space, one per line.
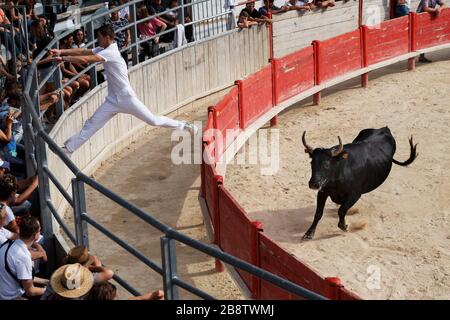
50, 24, 197, 155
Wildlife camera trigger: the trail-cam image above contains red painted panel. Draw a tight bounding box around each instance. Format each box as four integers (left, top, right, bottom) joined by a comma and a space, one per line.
213, 86, 240, 160
415, 9, 450, 49
339, 287, 362, 300
273, 46, 315, 104
258, 233, 328, 299
204, 150, 218, 224
218, 186, 255, 292
317, 29, 362, 83
238, 65, 273, 129
364, 16, 410, 65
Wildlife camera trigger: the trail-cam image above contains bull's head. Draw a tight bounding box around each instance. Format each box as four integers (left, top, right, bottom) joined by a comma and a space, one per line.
302, 131, 348, 190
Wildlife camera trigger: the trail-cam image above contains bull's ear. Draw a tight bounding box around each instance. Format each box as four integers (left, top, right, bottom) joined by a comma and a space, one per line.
304, 149, 312, 158
340, 152, 349, 160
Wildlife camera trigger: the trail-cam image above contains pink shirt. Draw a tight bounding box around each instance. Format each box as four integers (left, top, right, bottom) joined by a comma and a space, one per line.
137, 18, 165, 38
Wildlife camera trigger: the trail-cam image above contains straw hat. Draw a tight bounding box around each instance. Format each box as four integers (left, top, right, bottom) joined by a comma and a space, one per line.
65, 246, 95, 266
50, 263, 94, 299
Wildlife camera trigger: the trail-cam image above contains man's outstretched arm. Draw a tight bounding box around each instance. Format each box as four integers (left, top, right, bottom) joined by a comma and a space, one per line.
52, 55, 104, 65
49, 47, 95, 56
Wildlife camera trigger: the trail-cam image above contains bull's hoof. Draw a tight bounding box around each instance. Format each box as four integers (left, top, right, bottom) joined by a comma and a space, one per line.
302, 233, 314, 240
338, 223, 348, 232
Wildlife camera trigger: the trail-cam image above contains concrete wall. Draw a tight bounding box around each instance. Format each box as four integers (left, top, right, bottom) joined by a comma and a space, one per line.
362, 0, 391, 26
272, 0, 360, 58
47, 26, 270, 218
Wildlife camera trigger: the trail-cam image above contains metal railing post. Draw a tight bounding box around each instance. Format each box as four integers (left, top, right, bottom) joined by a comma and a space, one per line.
129, 2, 139, 66
27, 67, 56, 275
86, 20, 98, 87
72, 178, 90, 247
161, 236, 179, 300
9, 24, 18, 79
53, 41, 65, 117
22, 68, 39, 176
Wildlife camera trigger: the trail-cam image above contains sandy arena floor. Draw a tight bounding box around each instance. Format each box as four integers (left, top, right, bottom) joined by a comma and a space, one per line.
225, 50, 450, 299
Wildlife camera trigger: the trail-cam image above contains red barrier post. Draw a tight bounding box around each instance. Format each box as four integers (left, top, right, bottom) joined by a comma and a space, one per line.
270, 58, 278, 126
360, 26, 369, 87
312, 40, 321, 105
408, 12, 417, 70
325, 277, 344, 300
214, 176, 224, 272
250, 221, 263, 299
235, 80, 244, 129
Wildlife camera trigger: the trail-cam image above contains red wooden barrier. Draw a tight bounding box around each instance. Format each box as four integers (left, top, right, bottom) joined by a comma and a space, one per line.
212, 86, 240, 160
315, 29, 363, 84
272, 46, 315, 105
363, 16, 410, 66
218, 186, 257, 293
236, 65, 273, 129
258, 233, 328, 299
414, 9, 450, 50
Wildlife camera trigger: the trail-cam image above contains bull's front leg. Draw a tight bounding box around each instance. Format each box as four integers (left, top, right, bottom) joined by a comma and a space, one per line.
303, 191, 328, 240
337, 193, 361, 232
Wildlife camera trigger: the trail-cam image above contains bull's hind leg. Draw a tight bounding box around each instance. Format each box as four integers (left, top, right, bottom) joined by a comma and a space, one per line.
303, 191, 328, 240
337, 194, 361, 232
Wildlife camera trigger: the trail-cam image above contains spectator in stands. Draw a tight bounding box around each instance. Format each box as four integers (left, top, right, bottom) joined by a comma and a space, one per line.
60, 34, 91, 97
72, 29, 86, 48
223, 0, 237, 30
0, 216, 48, 300
259, 0, 289, 15
0, 173, 19, 234
0, 6, 28, 57
110, 2, 132, 63
137, 6, 167, 60
285, 0, 313, 11
184, 10, 194, 43
0, 199, 18, 244
172, 13, 187, 48
86, 281, 164, 300
0, 57, 16, 86
240, 1, 272, 24
166, 0, 178, 21
0, 171, 39, 218
148, 0, 176, 43
118, 0, 130, 20
0, 105, 26, 178
417, 0, 447, 62
63, 246, 114, 283
238, 11, 258, 29
44, 263, 93, 300
0, 90, 23, 144
394, 0, 410, 17
40, 245, 114, 300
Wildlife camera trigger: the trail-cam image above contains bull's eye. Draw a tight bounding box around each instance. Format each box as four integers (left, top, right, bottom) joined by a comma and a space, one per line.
323, 162, 330, 169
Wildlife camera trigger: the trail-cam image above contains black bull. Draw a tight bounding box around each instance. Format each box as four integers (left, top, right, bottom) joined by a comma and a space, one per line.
302, 127, 417, 240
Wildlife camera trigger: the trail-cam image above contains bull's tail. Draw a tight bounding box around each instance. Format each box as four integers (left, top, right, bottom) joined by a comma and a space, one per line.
392, 136, 418, 166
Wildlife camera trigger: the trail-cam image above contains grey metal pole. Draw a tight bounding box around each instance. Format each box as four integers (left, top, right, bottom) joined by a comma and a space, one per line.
29, 67, 56, 276
22, 68, 38, 177
129, 2, 139, 66
53, 41, 64, 117
72, 178, 90, 247
86, 20, 98, 88
9, 24, 17, 79
161, 236, 180, 300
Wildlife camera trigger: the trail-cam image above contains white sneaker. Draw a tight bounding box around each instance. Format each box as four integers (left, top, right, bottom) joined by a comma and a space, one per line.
183, 121, 199, 135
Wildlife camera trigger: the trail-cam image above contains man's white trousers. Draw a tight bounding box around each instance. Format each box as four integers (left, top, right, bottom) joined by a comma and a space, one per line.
64, 93, 185, 153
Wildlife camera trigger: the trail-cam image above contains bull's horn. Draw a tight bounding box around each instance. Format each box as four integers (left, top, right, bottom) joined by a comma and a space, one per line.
302, 131, 314, 155
330, 136, 344, 157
